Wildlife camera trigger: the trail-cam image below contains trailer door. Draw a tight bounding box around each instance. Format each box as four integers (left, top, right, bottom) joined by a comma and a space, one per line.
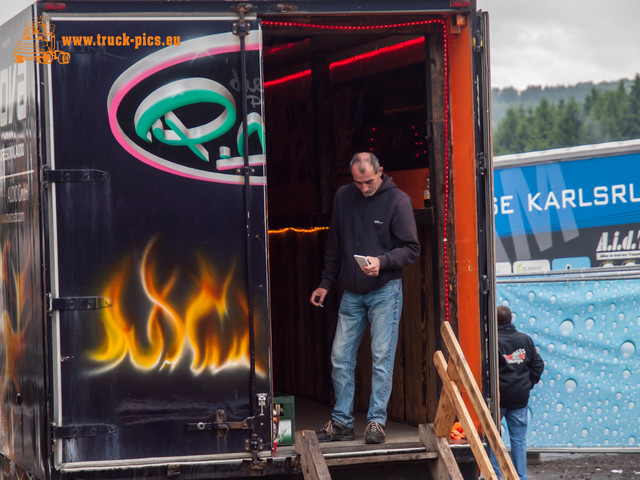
43, 11, 271, 467
472, 10, 498, 421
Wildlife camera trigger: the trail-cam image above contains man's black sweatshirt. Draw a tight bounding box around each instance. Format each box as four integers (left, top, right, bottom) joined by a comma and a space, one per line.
497, 323, 545, 409
319, 173, 420, 294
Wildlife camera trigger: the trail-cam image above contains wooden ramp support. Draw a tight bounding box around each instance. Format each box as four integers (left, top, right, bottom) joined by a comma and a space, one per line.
295, 430, 331, 480
420, 321, 519, 480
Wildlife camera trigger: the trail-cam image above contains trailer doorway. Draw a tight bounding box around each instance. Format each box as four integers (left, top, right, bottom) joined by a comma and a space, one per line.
262, 16, 448, 438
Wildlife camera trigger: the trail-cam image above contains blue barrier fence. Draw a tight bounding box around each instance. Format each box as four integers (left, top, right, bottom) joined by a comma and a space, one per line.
497, 269, 640, 450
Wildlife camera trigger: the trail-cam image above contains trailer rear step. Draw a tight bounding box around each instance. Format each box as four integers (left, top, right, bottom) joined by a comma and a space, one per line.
322, 442, 438, 466
295, 430, 440, 480
278, 392, 477, 478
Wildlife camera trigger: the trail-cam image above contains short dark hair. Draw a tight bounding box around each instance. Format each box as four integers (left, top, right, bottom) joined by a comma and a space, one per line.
497, 305, 512, 325
350, 152, 381, 173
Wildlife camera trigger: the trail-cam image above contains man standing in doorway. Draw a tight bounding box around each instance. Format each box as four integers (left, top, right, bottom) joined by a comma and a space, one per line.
490, 305, 544, 480
310, 152, 420, 444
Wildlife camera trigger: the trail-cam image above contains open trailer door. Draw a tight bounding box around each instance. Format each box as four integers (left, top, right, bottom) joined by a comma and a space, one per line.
41, 10, 272, 467
471, 9, 499, 422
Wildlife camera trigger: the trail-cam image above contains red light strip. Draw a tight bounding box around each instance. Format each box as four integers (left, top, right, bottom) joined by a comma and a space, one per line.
265, 38, 311, 55
262, 20, 443, 30
45, 2, 66, 10
329, 37, 424, 69
264, 37, 424, 88
264, 69, 311, 88
262, 19, 451, 321
441, 22, 451, 323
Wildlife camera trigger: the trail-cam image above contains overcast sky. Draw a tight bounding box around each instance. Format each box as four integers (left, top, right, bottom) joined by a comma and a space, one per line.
2, 0, 639, 91
477, 0, 640, 90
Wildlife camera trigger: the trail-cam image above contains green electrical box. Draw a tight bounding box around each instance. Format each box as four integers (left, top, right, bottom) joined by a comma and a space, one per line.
274, 394, 295, 446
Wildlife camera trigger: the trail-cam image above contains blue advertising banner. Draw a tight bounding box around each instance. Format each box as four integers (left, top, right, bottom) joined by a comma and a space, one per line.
494, 143, 640, 273
494, 152, 640, 238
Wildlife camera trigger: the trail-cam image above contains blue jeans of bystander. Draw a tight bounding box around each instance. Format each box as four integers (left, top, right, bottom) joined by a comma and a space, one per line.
490, 406, 529, 480
330, 279, 403, 428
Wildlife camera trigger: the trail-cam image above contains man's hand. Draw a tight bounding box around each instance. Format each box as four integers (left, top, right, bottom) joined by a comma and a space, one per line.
310, 288, 328, 307
361, 256, 380, 277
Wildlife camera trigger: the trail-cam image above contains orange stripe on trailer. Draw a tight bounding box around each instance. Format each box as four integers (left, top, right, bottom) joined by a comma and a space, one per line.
447, 16, 482, 431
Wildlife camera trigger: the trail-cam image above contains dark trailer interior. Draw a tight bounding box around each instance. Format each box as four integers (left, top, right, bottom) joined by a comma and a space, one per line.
260, 15, 470, 471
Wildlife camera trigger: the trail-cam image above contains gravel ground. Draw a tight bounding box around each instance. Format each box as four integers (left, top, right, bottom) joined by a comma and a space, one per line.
526, 452, 640, 479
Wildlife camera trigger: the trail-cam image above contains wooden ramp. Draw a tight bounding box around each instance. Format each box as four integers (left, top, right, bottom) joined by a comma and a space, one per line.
424, 321, 519, 480
295, 321, 518, 480
296, 430, 331, 480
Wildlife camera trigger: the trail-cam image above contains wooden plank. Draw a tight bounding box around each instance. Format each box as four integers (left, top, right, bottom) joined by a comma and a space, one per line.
311, 52, 335, 212
434, 351, 497, 480
420, 221, 440, 424
433, 357, 459, 437
270, 231, 296, 395
325, 451, 437, 467
401, 259, 426, 424
271, 228, 335, 403
295, 430, 332, 480
296, 232, 316, 398
440, 322, 518, 480
318, 441, 431, 455
419, 423, 464, 480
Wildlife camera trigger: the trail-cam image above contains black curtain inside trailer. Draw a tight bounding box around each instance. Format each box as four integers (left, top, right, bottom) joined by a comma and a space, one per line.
262, 19, 443, 427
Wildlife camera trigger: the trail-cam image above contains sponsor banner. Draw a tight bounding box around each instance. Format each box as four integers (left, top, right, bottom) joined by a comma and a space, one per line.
494, 150, 640, 271
494, 151, 640, 239
497, 224, 640, 270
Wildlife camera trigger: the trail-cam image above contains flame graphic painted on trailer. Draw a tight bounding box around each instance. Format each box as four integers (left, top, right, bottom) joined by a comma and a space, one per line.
0, 240, 35, 457
90, 239, 263, 376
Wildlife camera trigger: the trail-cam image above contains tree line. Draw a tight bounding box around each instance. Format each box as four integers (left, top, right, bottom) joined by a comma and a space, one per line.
492, 75, 640, 155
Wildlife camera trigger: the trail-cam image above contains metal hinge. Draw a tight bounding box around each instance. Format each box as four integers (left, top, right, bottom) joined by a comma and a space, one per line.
47, 294, 112, 312
481, 275, 490, 295
473, 30, 483, 53
275, 3, 297, 12
477, 152, 486, 175
245, 433, 263, 453
42, 167, 109, 185
233, 4, 252, 37
425, 120, 433, 142
51, 423, 117, 440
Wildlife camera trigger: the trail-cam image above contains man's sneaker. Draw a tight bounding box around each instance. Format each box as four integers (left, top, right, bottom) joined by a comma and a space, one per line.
316, 420, 355, 442
364, 421, 385, 444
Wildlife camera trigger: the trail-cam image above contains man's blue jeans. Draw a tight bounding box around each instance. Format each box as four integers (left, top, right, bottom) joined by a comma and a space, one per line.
330, 279, 403, 428
490, 407, 529, 480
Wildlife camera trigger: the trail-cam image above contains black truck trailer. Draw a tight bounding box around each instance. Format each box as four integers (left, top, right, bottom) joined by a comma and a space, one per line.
0, 1, 495, 478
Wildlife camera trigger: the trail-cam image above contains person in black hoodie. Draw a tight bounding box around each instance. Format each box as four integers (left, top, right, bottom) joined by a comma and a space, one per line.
490, 305, 544, 480
309, 152, 420, 444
